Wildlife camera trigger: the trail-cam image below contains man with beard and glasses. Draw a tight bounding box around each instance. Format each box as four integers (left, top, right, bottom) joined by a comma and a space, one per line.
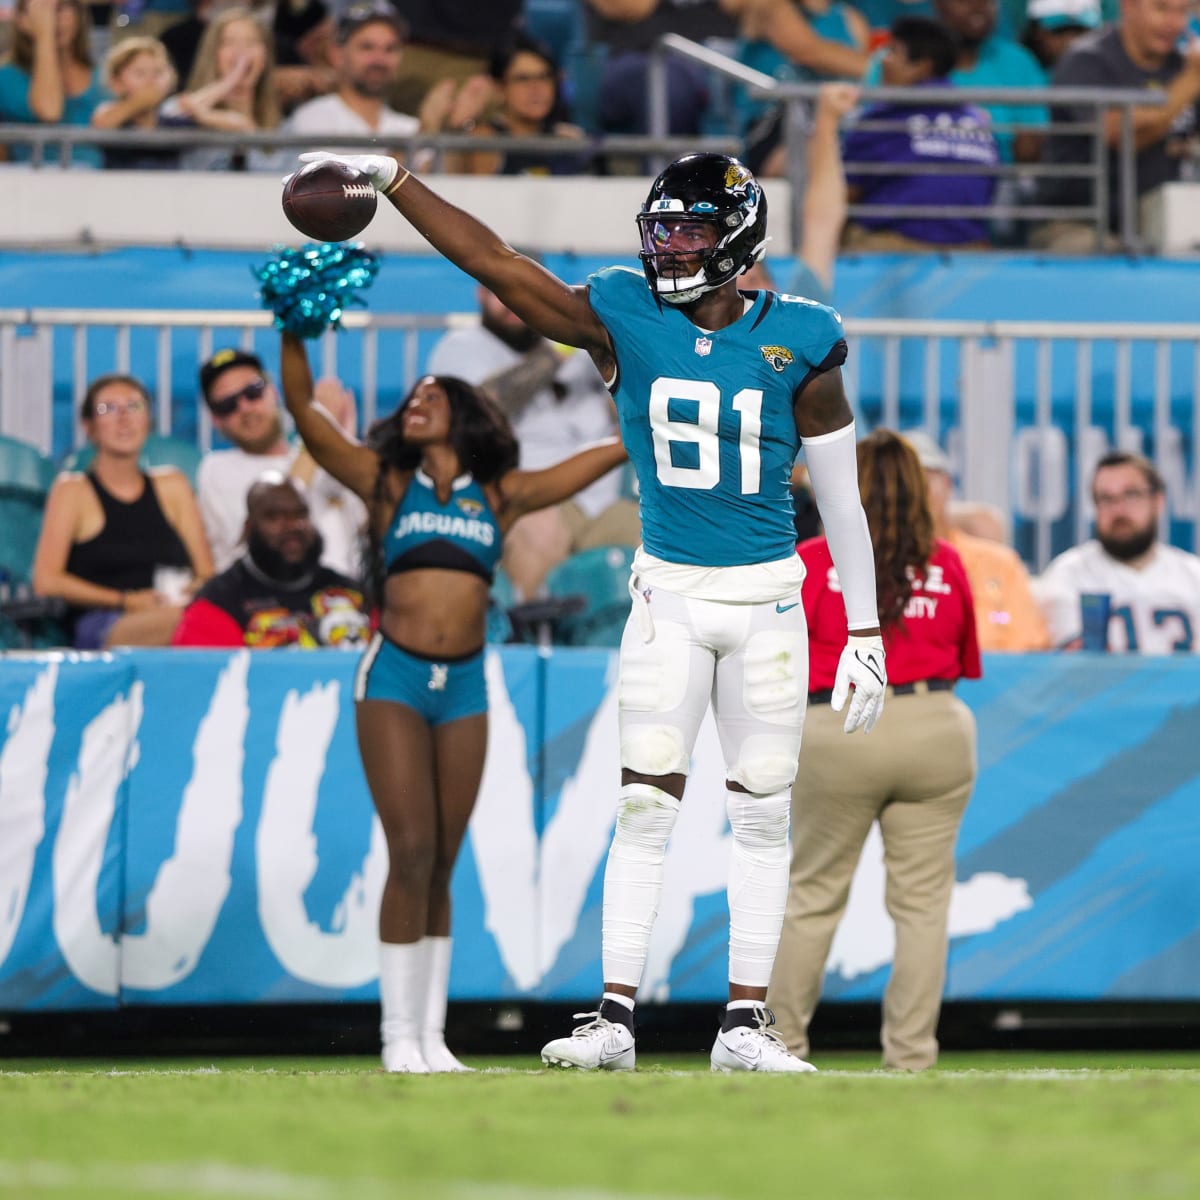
282, 3, 422, 151
1034, 451, 1200, 653
425, 285, 640, 600
196, 348, 368, 578
172, 474, 370, 648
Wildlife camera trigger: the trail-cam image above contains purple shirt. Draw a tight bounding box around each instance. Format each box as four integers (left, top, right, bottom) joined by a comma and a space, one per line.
843, 81, 999, 244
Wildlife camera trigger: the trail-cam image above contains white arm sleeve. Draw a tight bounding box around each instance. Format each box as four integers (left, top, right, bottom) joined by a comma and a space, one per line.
802, 421, 879, 631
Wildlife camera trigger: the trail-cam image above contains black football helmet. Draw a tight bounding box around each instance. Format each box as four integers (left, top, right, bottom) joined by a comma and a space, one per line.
636, 153, 768, 306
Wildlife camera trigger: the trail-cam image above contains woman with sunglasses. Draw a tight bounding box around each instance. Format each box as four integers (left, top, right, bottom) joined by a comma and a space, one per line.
279, 331, 626, 1072
32, 374, 214, 649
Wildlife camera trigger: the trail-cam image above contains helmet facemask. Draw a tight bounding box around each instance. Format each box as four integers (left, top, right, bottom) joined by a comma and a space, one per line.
636, 155, 768, 307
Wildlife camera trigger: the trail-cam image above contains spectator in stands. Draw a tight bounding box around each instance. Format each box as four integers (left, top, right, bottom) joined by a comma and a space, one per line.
271, 0, 338, 115
1034, 0, 1200, 251
1021, 0, 1101, 70
195, 348, 367, 578
282, 2, 418, 145
159, 6, 285, 171
584, 0, 737, 145
1034, 450, 1200, 652
0, 0, 106, 168
948, 498, 1009, 542
32, 373, 213, 649
768, 428, 980, 1071
91, 35, 180, 168
426, 287, 639, 599
743, 81, 861, 300
388, 0, 521, 119
277, 332, 626, 1074
906, 429, 1049, 650
451, 31, 589, 176
932, 0, 1050, 163
726, 0, 870, 176
842, 17, 1000, 249
172, 473, 370, 647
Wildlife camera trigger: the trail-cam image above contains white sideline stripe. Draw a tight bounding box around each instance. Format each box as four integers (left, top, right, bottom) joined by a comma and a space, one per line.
0, 1163, 710, 1200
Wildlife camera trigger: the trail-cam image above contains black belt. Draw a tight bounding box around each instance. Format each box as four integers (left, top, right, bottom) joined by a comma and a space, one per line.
809, 678, 956, 705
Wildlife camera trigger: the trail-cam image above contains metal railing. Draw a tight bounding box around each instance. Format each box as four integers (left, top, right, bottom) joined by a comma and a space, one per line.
648, 33, 1166, 251
2, 307, 1197, 567
0, 33, 1170, 253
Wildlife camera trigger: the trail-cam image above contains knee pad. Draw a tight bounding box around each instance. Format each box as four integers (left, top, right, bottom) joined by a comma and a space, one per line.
621, 724, 690, 777
613, 783, 681, 858
727, 788, 791, 858
728, 733, 802, 796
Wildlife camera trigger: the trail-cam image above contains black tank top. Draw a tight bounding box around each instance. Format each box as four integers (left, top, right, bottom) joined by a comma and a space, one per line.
65, 471, 191, 593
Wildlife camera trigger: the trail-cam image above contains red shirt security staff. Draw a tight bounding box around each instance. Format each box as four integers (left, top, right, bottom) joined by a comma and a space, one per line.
767, 429, 981, 1072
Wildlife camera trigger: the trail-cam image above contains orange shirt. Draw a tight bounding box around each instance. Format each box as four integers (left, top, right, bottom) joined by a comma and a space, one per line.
948, 529, 1050, 653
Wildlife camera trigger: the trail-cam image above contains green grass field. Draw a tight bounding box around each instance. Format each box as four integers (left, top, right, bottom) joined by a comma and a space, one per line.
2, 1052, 1199, 1199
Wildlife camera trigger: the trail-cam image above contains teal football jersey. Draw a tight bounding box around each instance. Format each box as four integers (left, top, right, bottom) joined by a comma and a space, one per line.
587, 266, 846, 567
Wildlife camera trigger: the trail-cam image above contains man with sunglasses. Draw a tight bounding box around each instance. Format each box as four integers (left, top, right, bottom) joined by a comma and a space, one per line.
196, 348, 367, 577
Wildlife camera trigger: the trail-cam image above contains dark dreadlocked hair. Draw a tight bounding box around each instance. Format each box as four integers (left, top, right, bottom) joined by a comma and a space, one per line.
856, 429, 935, 631
360, 375, 519, 605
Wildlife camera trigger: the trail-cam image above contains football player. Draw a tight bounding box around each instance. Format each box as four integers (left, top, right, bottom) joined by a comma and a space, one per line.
293, 150, 887, 1072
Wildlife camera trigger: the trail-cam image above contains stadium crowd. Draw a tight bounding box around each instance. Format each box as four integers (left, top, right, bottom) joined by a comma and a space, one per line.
1, 0, 1198, 246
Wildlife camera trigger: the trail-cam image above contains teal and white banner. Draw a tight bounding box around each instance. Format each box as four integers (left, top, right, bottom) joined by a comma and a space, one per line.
1, 649, 1198, 1011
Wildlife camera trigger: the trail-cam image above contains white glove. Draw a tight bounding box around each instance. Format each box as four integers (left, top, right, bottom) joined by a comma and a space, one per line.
297, 150, 400, 193
831, 633, 886, 734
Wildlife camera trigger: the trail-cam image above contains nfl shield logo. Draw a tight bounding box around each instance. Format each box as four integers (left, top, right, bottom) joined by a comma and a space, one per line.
695, 337, 712, 357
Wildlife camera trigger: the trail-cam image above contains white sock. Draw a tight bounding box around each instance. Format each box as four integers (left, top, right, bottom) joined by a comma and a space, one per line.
379, 940, 429, 1071
420, 936, 471, 1072
602, 784, 681, 987
726, 789, 791, 988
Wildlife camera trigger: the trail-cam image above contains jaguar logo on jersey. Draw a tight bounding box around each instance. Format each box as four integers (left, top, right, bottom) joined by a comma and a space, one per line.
456, 497, 483, 517
760, 345, 794, 373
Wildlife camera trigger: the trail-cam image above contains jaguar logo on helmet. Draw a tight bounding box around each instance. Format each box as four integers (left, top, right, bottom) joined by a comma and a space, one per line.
760, 345, 795, 373
724, 164, 752, 193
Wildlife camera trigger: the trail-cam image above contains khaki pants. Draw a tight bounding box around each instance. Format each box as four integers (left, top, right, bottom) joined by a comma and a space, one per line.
767, 687, 976, 1070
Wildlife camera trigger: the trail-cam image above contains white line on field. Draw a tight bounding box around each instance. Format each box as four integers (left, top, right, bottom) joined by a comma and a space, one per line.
0, 1162, 717, 1200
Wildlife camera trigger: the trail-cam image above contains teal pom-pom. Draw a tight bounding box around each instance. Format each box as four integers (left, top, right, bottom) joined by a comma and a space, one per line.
255, 242, 380, 339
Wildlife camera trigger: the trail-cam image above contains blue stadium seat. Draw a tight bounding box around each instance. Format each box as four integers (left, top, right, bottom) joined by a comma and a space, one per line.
544, 544, 635, 648
0, 433, 56, 502
523, 0, 578, 65
61, 433, 204, 488
487, 567, 518, 644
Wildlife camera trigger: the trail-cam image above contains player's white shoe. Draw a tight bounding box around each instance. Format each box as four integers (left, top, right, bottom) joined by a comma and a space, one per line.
710, 1008, 818, 1074
421, 1037, 474, 1073
382, 1040, 431, 1074
541, 1012, 636, 1071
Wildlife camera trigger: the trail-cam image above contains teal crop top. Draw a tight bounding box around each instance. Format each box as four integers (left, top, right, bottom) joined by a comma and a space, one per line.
384, 469, 503, 583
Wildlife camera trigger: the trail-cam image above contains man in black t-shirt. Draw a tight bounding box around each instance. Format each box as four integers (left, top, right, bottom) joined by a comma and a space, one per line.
1037, 0, 1200, 248
172, 474, 369, 649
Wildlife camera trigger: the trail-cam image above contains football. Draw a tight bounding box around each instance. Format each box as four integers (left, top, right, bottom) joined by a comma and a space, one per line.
282, 160, 378, 243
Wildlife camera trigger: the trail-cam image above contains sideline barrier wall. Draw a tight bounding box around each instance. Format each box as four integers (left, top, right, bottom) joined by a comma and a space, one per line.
2, 647, 1199, 1011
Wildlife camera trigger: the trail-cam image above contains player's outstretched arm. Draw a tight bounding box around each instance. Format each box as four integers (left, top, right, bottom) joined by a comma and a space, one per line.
279, 332, 380, 504
494, 437, 628, 527
293, 153, 612, 358
797, 367, 886, 732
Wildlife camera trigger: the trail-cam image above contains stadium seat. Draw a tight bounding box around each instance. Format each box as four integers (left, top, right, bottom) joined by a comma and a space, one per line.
0, 433, 56, 502
61, 433, 204, 487
543, 544, 635, 648
487, 568, 518, 644
61, 434, 205, 487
